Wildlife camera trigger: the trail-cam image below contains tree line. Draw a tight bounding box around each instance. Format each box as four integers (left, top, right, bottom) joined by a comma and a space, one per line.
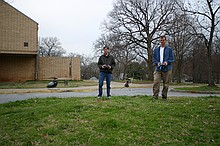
38, 0, 220, 86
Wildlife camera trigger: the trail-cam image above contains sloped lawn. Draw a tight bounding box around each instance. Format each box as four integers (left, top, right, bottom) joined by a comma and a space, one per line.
0, 96, 219, 145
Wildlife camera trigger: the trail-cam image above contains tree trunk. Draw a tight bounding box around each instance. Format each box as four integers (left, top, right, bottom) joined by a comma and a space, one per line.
147, 53, 154, 81
207, 7, 216, 86
146, 40, 154, 81
207, 47, 215, 86
192, 48, 196, 83
176, 58, 183, 83
123, 65, 127, 80
216, 74, 219, 84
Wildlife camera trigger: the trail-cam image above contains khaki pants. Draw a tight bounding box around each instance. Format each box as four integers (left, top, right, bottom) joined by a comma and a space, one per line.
153, 70, 172, 98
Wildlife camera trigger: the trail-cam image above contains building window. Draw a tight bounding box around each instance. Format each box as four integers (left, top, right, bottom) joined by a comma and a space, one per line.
24, 42, 28, 47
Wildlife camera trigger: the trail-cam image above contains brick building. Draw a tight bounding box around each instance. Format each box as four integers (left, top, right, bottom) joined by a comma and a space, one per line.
0, 1, 80, 82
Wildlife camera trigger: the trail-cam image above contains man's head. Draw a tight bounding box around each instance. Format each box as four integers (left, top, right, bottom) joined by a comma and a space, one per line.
103, 46, 109, 56
160, 35, 166, 47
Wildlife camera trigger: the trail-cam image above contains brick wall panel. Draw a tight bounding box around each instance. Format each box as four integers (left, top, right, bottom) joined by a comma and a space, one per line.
0, 55, 36, 82
38, 57, 80, 80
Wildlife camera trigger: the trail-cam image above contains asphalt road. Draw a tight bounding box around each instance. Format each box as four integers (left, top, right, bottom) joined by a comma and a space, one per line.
0, 86, 219, 104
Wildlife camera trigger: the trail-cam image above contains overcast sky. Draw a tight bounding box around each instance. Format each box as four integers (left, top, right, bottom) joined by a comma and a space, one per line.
9, 0, 115, 56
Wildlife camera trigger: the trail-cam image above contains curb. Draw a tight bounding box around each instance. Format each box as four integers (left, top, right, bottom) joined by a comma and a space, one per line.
0, 85, 152, 94
170, 89, 220, 94
0, 88, 97, 94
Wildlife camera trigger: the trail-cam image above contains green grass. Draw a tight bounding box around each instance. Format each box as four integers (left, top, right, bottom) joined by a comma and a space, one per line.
0, 96, 219, 145
175, 85, 220, 92
0, 80, 97, 89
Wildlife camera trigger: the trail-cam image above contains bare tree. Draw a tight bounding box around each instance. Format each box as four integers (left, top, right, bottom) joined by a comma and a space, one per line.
181, 0, 220, 86
102, 0, 177, 80
167, 9, 197, 83
213, 37, 220, 83
94, 33, 138, 80
68, 53, 99, 80
112, 42, 138, 80
182, 36, 220, 83
127, 61, 147, 80
93, 34, 115, 57
39, 37, 66, 57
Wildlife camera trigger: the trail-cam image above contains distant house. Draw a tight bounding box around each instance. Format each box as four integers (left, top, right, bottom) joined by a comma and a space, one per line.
0, 0, 38, 82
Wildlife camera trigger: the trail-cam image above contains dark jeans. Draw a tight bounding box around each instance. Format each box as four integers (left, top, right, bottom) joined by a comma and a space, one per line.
98, 72, 112, 97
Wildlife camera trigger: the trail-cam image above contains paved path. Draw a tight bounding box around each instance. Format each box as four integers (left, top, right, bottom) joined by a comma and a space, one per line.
0, 82, 219, 104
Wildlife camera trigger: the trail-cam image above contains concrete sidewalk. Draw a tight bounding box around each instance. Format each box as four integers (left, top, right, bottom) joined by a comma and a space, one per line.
0, 82, 219, 104
0, 82, 151, 94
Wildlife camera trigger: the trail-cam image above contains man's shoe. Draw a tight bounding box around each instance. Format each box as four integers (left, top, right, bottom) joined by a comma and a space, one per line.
107, 95, 111, 99
162, 95, 167, 100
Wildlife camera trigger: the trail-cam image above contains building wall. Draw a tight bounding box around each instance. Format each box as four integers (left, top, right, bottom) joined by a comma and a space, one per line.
0, 55, 36, 82
71, 57, 81, 80
38, 57, 70, 80
0, 1, 38, 55
0, 2, 81, 82
38, 57, 81, 80
0, 56, 81, 82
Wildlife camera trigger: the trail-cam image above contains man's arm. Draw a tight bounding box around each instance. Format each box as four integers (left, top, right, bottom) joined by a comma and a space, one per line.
153, 48, 160, 66
107, 56, 115, 70
167, 48, 174, 64
97, 56, 103, 69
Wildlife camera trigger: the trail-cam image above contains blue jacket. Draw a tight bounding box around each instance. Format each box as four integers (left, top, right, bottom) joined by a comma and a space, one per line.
153, 46, 174, 72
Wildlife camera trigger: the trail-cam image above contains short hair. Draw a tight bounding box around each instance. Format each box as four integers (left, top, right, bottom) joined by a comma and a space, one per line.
160, 35, 166, 40
103, 46, 109, 50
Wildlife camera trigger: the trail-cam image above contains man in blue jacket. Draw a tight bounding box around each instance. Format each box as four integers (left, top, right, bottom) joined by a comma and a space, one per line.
153, 35, 174, 100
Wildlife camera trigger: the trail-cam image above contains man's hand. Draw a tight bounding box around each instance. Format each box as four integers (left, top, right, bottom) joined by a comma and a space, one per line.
102, 64, 111, 69
102, 64, 107, 68
162, 62, 168, 66
158, 62, 161, 67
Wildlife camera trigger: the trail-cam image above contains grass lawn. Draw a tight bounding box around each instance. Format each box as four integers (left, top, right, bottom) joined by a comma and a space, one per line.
175, 85, 220, 92
0, 96, 219, 145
